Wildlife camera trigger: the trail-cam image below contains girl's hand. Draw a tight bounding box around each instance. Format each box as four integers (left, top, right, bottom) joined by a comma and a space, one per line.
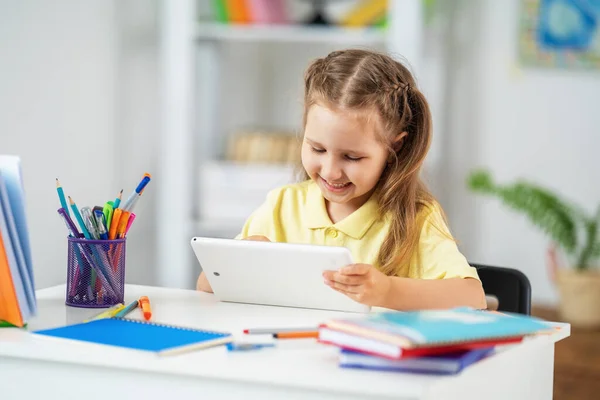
322, 263, 392, 307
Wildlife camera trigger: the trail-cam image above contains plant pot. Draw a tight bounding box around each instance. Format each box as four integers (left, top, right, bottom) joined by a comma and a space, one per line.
555, 269, 600, 328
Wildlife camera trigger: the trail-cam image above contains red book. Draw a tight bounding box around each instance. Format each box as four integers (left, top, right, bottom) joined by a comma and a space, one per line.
318, 326, 524, 361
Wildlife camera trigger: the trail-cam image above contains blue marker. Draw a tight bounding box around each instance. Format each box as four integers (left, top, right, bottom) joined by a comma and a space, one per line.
121, 174, 151, 212
94, 210, 109, 240
226, 343, 275, 352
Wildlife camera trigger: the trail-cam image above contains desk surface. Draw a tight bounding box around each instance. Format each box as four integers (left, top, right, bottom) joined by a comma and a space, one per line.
0, 284, 570, 400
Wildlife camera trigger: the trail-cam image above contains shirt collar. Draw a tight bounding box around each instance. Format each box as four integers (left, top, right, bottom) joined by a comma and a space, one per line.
305, 180, 380, 239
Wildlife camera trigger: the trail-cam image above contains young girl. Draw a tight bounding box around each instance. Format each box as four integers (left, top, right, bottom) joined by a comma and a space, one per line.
197, 49, 486, 311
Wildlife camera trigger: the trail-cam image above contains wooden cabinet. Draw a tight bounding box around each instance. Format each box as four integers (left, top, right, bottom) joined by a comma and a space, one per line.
533, 306, 600, 400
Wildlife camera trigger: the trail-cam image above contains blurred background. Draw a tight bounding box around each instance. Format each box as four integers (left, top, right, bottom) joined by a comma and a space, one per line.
1, 0, 599, 396
1, 0, 599, 307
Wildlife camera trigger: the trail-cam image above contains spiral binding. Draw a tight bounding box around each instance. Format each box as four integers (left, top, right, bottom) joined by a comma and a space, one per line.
113, 317, 230, 336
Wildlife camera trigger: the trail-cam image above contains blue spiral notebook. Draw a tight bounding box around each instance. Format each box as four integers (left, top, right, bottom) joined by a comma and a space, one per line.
33, 318, 233, 356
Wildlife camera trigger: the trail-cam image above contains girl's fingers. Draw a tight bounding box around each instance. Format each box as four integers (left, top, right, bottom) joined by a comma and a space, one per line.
324, 279, 362, 294
340, 263, 370, 275
331, 273, 364, 286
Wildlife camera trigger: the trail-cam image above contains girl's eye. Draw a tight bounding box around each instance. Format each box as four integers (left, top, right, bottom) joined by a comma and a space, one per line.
311, 147, 326, 153
345, 155, 363, 162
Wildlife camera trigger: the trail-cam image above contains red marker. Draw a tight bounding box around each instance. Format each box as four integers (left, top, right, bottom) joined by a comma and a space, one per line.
139, 296, 152, 320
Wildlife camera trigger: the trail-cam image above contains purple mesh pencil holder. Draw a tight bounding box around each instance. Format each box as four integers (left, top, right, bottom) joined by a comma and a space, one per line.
65, 236, 126, 308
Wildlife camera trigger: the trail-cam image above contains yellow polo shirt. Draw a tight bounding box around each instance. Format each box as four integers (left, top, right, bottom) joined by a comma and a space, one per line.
237, 180, 479, 280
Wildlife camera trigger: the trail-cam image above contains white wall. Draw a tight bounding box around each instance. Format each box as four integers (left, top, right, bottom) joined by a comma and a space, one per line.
5, 0, 596, 305
0, 0, 118, 289
443, 0, 600, 306
113, 0, 160, 286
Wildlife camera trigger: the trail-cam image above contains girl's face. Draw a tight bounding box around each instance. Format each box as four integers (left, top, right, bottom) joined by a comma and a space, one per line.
301, 104, 389, 210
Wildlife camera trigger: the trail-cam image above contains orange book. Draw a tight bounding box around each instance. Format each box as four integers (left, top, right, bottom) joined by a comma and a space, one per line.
340, 0, 387, 27
225, 0, 251, 24
0, 232, 23, 327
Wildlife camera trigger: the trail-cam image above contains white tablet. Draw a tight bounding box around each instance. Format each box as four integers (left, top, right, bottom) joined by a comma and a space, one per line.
190, 237, 371, 313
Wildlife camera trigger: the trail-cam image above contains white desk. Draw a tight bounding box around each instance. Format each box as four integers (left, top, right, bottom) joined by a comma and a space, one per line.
0, 284, 569, 400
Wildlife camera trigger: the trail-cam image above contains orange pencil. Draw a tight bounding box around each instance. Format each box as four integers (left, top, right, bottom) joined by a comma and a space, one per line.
272, 331, 319, 339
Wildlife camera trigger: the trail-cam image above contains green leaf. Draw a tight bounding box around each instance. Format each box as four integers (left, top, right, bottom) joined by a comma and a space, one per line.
467, 170, 495, 194
467, 171, 578, 254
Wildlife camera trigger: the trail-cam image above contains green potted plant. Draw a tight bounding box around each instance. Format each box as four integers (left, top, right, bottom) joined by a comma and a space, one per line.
467, 170, 600, 327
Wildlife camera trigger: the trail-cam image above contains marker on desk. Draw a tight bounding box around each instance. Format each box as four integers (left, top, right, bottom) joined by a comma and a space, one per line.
56, 178, 70, 217
139, 296, 152, 320
244, 327, 318, 335
226, 343, 275, 352
94, 210, 109, 240
114, 299, 139, 318
272, 331, 319, 339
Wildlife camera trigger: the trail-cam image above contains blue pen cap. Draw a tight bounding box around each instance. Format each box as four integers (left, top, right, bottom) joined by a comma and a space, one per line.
94, 209, 108, 235
135, 176, 151, 193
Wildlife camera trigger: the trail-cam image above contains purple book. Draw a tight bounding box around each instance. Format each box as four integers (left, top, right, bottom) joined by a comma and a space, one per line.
339, 347, 495, 375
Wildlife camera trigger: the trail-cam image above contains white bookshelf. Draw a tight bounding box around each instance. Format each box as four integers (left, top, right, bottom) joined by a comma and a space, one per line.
158, 0, 424, 289
196, 23, 386, 44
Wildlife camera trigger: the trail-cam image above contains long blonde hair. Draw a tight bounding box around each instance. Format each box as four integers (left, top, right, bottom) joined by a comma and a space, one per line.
300, 49, 437, 276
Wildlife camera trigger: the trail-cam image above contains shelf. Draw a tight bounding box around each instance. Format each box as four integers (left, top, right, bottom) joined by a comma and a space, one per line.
198, 161, 297, 224
195, 24, 386, 45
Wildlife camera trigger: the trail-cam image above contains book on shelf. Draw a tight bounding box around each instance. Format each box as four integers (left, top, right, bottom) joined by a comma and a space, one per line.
202, 0, 386, 28
339, 347, 495, 375
318, 307, 554, 360
206, 0, 289, 25
0, 155, 36, 328
339, 0, 388, 27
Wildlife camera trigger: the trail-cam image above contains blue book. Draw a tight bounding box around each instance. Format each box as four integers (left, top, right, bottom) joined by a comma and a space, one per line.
0, 156, 35, 311
339, 347, 495, 375
33, 318, 233, 356
324, 307, 553, 348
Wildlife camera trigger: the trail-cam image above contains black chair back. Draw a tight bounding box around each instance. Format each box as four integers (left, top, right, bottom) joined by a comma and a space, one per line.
471, 264, 532, 315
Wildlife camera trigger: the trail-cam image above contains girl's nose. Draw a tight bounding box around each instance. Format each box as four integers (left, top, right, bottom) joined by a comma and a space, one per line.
321, 158, 343, 181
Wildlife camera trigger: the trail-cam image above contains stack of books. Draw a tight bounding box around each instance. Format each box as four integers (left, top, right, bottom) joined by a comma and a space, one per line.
0, 156, 36, 328
318, 307, 554, 375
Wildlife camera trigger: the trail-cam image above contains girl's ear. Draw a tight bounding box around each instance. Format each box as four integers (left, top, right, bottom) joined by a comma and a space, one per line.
387, 131, 408, 163
392, 131, 408, 152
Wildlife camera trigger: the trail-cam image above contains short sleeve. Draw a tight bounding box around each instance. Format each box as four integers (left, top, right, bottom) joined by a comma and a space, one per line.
416, 207, 480, 281
234, 188, 281, 240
